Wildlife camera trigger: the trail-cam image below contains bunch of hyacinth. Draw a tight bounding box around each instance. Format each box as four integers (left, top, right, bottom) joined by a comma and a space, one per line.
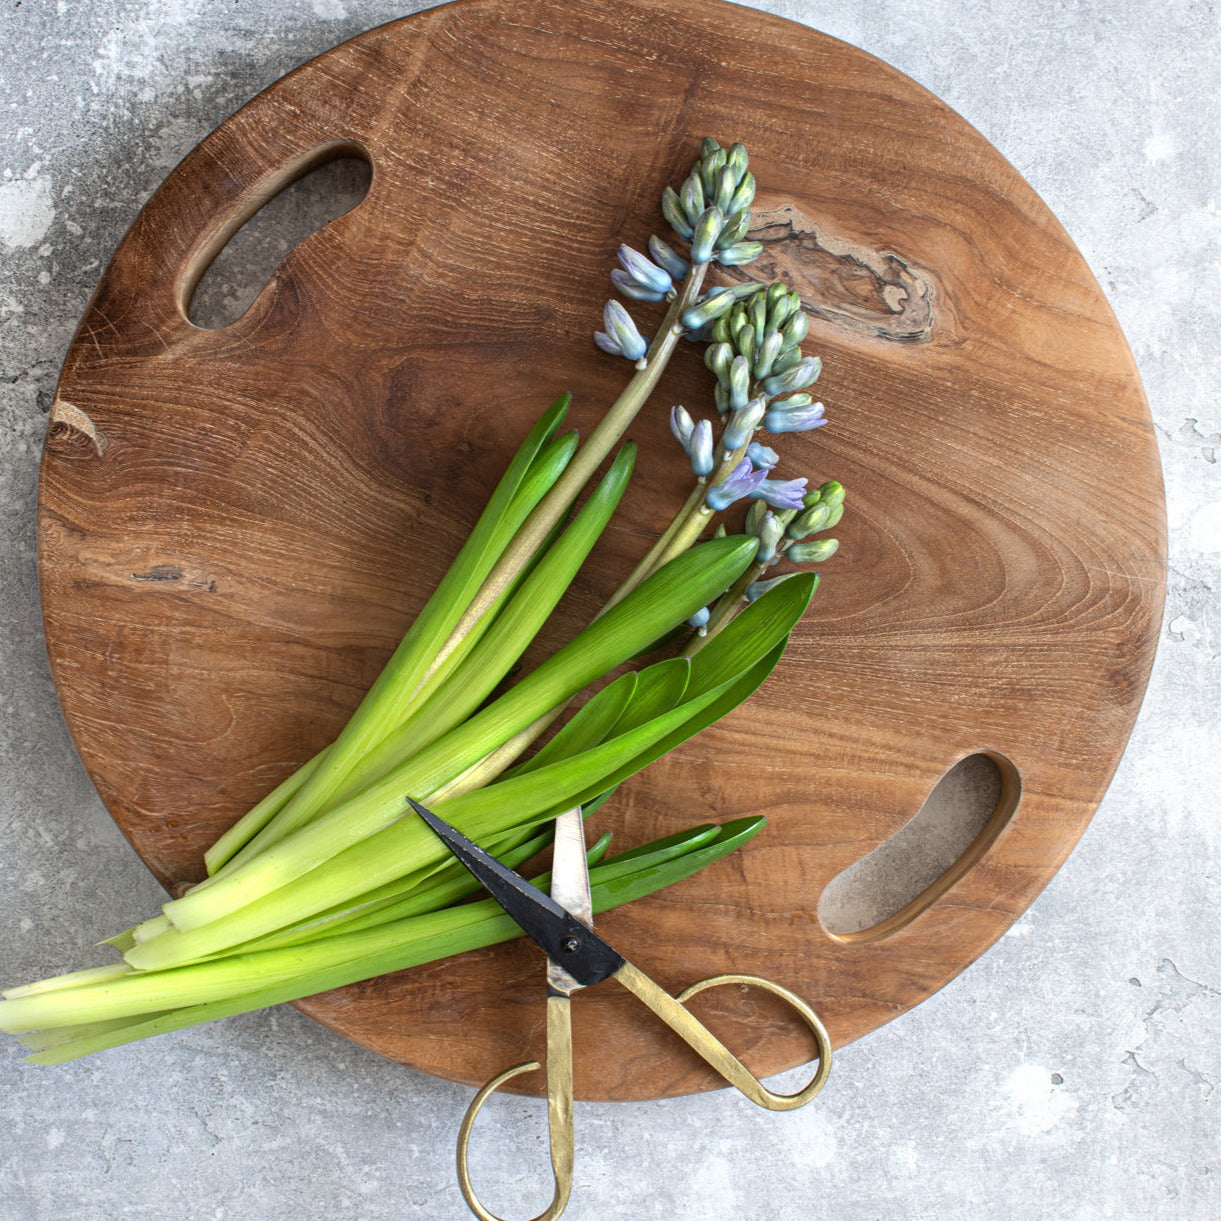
0, 138, 844, 1065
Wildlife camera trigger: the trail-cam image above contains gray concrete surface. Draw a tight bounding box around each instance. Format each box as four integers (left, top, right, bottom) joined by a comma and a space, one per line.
1, 1, 1217, 1217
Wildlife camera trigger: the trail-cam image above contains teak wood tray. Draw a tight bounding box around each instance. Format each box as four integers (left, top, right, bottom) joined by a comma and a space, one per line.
38, 0, 1164, 1100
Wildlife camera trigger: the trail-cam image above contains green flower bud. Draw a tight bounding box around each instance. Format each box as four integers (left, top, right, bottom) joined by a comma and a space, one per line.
681, 174, 706, 226
726, 141, 749, 181
735, 324, 756, 368
704, 341, 735, 386
745, 498, 769, 534
689, 206, 726, 264
727, 170, 755, 214
788, 502, 831, 538
788, 537, 839, 563
749, 293, 768, 345
700, 136, 722, 159
819, 480, 845, 508
781, 309, 809, 350
662, 186, 693, 239
701, 148, 728, 197
753, 329, 783, 381
714, 207, 751, 250
713, 164, 737, 212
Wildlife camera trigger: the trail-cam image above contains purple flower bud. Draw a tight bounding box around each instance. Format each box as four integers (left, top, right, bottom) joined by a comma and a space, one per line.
617, 244, 673, 295
670, 404, 695, 448
603, 299, 648, 362
764, 400, 827, 435
689, 419, 714, 476
747, 442, 779, 469
723, 397, 766, 452
610, 269, 667, 302
748, 476, 809, 511
706, 457, 767, 511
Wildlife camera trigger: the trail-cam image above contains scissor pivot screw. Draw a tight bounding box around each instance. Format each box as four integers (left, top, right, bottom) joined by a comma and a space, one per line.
562, 936, 581, 953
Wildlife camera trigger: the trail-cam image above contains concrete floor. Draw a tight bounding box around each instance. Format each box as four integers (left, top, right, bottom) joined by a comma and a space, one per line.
1, 1, 1217, 1217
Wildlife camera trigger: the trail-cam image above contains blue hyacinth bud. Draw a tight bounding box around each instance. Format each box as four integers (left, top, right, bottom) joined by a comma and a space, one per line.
747, 476, 809, 511
688, 606, 711, 632
610, 269, 667, 302
764, 400, 827, 434
706, 457, 767, 511
670, 404, 695, 449
648, 234, 690, 281
617, 245, 673, 295
762, 357, 822, 397
723, 396, 766, 452
688, 419, 714, 476
747, 442, 779, 469
599, 299, 648, 362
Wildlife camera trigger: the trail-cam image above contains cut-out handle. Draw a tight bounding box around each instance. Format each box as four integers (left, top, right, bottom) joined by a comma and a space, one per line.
819, 752, 1021, 942
188, 150, 372, 329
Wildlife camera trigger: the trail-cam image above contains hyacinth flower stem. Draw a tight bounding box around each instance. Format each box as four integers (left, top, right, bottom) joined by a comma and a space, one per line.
604, 478, 708, 612
410, 263, 710, 698
624, 441, 752, 590
683, 563, 763, 655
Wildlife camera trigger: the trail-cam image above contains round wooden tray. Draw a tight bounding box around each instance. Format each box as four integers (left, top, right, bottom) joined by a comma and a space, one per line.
38, 0, 1164, 1100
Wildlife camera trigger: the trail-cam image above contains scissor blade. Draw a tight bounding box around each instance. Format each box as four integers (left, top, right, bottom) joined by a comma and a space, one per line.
549, 807, 594, 929
409, 799, 624, 990
547, 807, 594, 996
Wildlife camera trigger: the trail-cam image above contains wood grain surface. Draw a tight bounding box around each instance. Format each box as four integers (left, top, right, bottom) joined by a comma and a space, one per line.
38, 0, 1164, 1100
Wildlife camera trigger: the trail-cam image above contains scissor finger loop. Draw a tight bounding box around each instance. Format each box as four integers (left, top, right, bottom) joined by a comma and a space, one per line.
456, 994, 576, 1221
615, 962, 832, 1111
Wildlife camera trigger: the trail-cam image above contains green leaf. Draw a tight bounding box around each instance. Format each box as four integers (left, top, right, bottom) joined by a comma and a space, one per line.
511, 672, 638, 776
220, 395, 575, 865
14, 819, 763, 1061
608, 656, 691, 737
159, 535, 756, 937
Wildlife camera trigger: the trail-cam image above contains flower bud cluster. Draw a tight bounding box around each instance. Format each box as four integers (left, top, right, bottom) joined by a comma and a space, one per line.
700, 283, 824, 427
661, 138, 762, 268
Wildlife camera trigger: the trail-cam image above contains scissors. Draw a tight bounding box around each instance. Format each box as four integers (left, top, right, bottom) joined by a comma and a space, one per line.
410, 798, 833, 1221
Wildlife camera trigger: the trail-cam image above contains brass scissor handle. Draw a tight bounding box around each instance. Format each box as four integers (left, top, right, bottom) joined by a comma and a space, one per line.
456, 995, 575, 1221
614, 962, 832, 1111
455, 969, 831, 1220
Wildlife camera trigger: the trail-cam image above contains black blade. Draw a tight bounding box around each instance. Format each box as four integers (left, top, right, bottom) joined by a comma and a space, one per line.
409, 798, 624, 989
